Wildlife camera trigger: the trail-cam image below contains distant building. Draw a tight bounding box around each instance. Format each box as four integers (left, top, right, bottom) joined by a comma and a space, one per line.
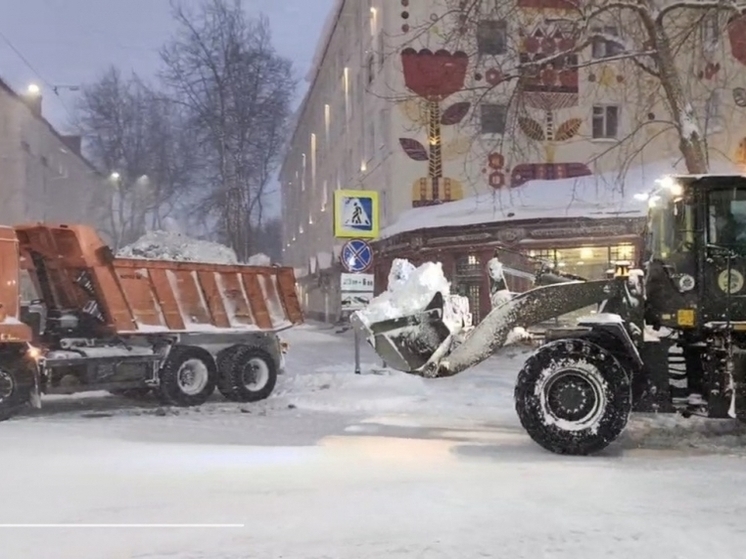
0, 80, 107, 231
0, 79, 110, 301
280, 0, 746, 322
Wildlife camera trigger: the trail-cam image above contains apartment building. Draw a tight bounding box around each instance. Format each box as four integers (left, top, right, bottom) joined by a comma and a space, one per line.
280, 0, 746, 321
0, 80, 107, 230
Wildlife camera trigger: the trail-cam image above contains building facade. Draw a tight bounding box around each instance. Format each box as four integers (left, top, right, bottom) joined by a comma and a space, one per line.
280, 0, 746, 321
0, 82, 107, 229
0, 80, 109, 299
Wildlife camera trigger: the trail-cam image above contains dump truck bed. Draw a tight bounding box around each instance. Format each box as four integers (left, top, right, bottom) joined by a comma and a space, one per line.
15, 224, 303, 335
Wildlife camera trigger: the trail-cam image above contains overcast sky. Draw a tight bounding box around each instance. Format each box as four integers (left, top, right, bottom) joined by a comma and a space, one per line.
0, 0, 334, 132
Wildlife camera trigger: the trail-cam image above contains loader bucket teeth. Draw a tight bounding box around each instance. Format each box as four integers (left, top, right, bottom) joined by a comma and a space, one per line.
351, 292, 452, 373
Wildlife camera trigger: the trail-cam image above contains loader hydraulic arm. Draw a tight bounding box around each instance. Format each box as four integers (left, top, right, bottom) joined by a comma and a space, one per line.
433, 278, 626, 377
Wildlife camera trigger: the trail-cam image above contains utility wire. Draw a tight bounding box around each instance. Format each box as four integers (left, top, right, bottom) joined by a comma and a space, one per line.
0, 28, 77, 123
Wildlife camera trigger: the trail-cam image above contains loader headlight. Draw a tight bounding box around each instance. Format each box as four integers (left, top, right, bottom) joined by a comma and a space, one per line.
678, 274, 695, 292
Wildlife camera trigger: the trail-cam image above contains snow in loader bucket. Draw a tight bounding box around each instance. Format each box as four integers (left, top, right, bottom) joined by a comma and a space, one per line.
349, 291, 453, 373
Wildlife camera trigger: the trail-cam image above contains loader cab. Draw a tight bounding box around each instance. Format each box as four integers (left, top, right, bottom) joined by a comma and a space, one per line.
644, 174, 746, 329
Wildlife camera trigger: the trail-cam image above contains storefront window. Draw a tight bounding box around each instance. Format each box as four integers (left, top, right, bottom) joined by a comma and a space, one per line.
529, 245, 636, 281
527, 244, 637, 326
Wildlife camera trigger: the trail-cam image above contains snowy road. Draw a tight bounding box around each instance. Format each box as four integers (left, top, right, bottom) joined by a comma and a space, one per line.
3, 324, 746, 558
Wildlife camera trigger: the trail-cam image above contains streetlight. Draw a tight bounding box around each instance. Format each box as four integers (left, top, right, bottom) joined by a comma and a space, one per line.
110, 172, 120, 180
27, 84, 40, 95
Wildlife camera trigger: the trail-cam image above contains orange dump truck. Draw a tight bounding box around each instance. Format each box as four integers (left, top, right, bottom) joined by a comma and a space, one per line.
0, 223, 303, 420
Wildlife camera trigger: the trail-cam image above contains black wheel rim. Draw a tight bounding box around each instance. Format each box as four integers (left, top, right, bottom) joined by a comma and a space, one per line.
544, 370, 603, 424
0, 371, 14, 402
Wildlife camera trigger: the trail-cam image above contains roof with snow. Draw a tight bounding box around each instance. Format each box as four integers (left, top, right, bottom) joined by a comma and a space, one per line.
380, 159, 743, 239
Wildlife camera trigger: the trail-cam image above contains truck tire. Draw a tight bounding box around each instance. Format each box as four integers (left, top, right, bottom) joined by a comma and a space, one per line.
0, 362, 33, 421
216, 345, 243, 401
157, 346, 217, 407
219, 347, 277, 403
514, 338, 632, 456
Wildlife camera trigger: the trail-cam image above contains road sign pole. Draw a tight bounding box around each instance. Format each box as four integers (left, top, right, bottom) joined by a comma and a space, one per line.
354, 328, 361, 375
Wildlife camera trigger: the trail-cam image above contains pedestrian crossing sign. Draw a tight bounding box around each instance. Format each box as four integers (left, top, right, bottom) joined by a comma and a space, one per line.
333, 189, 379, 239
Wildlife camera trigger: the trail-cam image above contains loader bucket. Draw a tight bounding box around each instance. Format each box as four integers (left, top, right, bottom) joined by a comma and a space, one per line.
350, 291, 453, 373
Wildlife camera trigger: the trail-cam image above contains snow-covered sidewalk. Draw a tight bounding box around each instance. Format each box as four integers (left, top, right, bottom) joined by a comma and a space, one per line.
3, 323, 746, 558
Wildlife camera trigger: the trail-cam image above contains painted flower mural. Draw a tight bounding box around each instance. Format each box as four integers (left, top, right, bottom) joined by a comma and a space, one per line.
511, 13, 591, 187
400, 48, 468, 100
399, 48, 470, 207
728, 14, 746, 66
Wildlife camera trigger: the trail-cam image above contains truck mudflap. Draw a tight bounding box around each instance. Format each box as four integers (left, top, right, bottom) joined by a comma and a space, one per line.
353, 278, 623, 378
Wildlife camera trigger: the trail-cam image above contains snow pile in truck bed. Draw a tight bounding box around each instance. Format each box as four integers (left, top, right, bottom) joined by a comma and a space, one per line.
247, 253, 272, 266
356, 259, 451, 326
117, 231, 238, 265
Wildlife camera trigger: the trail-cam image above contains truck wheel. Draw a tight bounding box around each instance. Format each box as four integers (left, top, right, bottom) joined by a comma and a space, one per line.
0, 364, 32, 421
221, 347, 277, 403
157, 347, 217, 406
216, 346, 243, 402
514, 338, 632, 456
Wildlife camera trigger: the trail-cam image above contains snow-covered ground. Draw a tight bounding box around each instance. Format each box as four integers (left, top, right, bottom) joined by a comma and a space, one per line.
4, 323, 746, 558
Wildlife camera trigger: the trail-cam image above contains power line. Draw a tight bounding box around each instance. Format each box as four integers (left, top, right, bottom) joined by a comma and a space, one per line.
0, 28, 77, 123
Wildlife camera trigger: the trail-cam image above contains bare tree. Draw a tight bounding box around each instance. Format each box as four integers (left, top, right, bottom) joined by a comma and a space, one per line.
76, 66, 195, 248
159, 0, 295, 261
398, 0, 746, 184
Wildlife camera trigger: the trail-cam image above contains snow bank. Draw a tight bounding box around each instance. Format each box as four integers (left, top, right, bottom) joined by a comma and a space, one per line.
118, 231, 238, 265
356, 259, 451, 325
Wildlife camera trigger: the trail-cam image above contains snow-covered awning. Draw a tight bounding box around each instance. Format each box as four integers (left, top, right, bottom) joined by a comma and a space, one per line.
380, 158, 743, 239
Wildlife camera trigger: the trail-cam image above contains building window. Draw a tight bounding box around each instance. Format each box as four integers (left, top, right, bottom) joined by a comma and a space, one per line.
592, 105, 619, 139
480, 104, 507, 134
591, 26, 624, 59
701, 12, 720, 46
454, 254, 482, 323
377, 32, 384, 70
367, 53, 375, 85
705, 89, 722, 133
477, 20, 507, 55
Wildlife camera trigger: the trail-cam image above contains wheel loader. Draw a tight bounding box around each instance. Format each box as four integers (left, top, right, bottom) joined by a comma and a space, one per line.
352, 174, 746, 455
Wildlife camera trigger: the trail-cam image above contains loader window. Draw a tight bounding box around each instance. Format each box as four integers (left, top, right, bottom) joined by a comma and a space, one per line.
708, 188, 746, 247
647, 196, 694, 259
647, 200, 674, 259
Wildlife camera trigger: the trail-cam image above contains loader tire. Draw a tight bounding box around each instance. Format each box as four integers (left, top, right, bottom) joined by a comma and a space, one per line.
219, 347, 277, 403
157, 346, 217, 407
514, 338, 632, 456
0, 361, 33, 421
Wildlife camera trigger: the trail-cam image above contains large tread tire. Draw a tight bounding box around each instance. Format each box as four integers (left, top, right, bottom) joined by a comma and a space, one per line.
219, 347, 277, 403
514, 338, 632, 456
157, 346, 217, 407
216, 346, 244, 402
0, 360, 33, 421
